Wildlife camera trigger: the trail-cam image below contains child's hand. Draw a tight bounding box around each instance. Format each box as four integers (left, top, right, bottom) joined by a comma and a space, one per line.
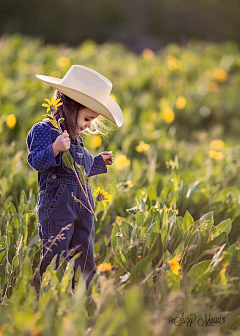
52, 130, 70, 157
101, 151, 113, 165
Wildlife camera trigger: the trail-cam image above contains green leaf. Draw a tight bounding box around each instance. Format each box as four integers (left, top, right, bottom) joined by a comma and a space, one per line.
186, 181, 204, 201
75, 163, 88, 186
62, 150, 74, 170
130, 250, 158, 283
204, 232, 228, 251
181, 211, 194, 233
215, 218, 232, 235
188, 260, 211, 282
0, 237, 6, 264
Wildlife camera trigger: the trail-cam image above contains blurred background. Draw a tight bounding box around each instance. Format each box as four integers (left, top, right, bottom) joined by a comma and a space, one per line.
1, 0, 240, 52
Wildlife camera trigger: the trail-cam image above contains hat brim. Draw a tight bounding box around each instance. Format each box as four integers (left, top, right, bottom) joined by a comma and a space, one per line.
36, 74, 123, 127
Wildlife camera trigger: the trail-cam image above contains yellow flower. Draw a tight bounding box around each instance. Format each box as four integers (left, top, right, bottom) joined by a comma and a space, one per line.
115, 154, 131, 170
42, 96, 63, 113
208, 150, 224, 160
162, 108, 175, 123
167, 55, 181, 70
56, 56, 71, 69
97, 262, 112, 272
213, 69, 228, 83
210, 140, 224, 150
93, 187, 113, 206
176, 96, 186, 109
91, 135, 102, 148
168, 257, 181, 275
126, 180, 134, 188
116, 216, 121, 223
142, 48, 155, 60
6, 114, 17, 129
135, 141, 150, 153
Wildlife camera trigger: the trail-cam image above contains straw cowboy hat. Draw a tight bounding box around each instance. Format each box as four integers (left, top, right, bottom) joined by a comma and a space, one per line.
36, 65, 123, 127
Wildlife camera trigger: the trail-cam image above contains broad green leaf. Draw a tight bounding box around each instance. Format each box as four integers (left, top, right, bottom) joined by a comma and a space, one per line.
75, 163, 88, 186
204, 232, 228, 251
130, 250, 158, 283
215, 218, 232, 235
121, 221, 133, 240
60, 253, 80, 293
199, 211, 214, 227
188, 260, 211, 282
0, 237, 6, 264
210, 243, 226, 268
186, 181, 204, 200
181, 211, 194, 233
62, 150, 74, 170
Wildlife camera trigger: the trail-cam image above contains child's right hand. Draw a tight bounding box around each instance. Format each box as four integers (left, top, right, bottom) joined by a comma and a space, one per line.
52, 130, 70, 157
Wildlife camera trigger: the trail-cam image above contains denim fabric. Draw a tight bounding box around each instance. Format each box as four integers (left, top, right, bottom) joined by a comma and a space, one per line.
26, 121, 107, 288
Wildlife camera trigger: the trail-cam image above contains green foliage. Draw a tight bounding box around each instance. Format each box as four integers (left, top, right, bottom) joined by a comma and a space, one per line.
1, 35, 240, 335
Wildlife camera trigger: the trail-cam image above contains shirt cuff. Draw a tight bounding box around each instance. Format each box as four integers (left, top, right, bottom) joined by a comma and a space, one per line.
88, 153, 107, 177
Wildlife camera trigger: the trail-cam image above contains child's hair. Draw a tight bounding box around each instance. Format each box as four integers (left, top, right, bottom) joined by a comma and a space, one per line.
52, 90, 114, 138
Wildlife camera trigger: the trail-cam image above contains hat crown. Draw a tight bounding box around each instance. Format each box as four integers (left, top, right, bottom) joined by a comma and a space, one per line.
60, 65, 112, 105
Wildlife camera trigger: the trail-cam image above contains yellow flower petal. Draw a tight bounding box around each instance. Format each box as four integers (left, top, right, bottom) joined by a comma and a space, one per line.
97, 263, 112, 272
168, 257, 181, 275
176, 96, 186, 109
42, 103, 50, 108
6, 114, 17, 129
210, 140, 224, 150
208, 150, 224, 160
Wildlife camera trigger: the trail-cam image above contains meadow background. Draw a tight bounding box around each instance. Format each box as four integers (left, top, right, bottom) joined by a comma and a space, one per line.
1, 11, 240, 335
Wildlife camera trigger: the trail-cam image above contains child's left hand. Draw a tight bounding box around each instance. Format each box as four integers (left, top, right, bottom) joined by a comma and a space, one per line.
101, 152, 113, 165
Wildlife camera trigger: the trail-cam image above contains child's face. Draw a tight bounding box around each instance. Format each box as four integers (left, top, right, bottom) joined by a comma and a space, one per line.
76, 108, 99, 132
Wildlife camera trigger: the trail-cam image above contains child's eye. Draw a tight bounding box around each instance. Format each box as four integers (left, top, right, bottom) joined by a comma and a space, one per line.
85, 118, 90, 121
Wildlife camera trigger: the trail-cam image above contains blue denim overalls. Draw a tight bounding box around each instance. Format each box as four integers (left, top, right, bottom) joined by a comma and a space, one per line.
26, 121, 107, 288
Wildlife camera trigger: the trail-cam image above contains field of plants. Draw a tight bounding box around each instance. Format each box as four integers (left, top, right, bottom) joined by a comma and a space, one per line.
1, 34, 240, 335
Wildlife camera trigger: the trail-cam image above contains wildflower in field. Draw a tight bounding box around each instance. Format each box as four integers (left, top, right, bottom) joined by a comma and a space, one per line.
90, 135, 102, 148
142, 48, 155, 60
168, 257, 181, 275
115, 154, 131, 170
6, 114, 17, 129
210, 140, 224, 150
116, 216, 122, 223
42, 97, 63, 113
93, 187, 113, 206
176, 96, 186, 109
56, 56, 71, 69
97, 262, 112, 272
126, 180, 134, 188
135, 141, 150, 153
162, 108, 175, 123
208, 150, 224, 160
167, 55, 181, 70
213, 69, 228, 83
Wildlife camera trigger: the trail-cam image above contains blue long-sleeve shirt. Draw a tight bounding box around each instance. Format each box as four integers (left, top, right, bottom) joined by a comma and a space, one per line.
26, 122, 107, 189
